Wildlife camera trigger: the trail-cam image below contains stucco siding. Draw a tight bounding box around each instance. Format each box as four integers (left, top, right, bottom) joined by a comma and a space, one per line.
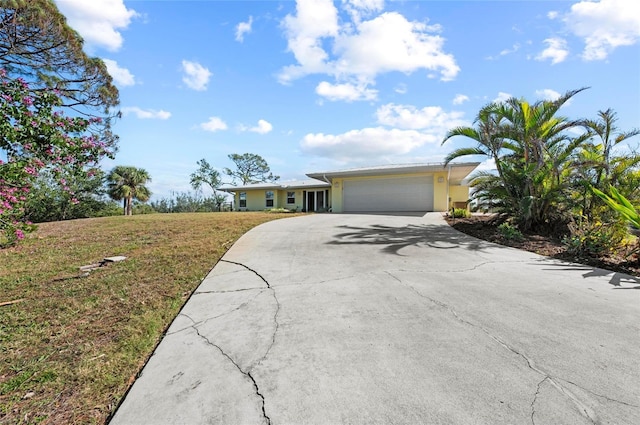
449, 185, 470, 209
331, 178, 344, 213
234, 189, 315, 211
433, 172, 448, 212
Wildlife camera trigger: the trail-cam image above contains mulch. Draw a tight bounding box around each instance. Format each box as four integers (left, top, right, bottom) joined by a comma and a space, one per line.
446, 214, 640, 278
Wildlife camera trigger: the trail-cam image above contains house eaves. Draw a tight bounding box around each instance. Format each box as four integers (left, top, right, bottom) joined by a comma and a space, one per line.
306, 162, 480, 185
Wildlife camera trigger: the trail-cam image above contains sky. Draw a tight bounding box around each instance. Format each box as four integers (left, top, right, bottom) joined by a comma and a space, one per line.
53, 0, 640, 200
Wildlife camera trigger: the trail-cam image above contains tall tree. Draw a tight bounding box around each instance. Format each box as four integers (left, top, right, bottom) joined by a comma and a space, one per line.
224, 153, 279, 185
0, 0, 119, 245
0, 0, 119, 149
190, 158, 225, 210
106, 166, 151, 216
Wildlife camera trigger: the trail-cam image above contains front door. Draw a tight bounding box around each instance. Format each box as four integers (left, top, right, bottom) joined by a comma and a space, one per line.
307, 191, 315, 212
316, 191, 324, 210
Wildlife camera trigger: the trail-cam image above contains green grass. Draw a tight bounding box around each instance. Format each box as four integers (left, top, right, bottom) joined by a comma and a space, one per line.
0, 212, 301, 424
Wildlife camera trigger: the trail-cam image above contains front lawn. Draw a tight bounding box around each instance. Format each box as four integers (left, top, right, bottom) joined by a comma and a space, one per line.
0, 212, 300, 424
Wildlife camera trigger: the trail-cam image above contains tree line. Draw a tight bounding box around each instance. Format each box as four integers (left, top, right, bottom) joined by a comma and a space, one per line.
17, 152, 280, 225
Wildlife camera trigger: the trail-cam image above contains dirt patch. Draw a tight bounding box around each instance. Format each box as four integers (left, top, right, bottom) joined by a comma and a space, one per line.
446, 214, 640, 278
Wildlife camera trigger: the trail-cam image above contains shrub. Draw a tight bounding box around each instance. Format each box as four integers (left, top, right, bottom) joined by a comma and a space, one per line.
563, 219, 626, 257
451, 208, 470, 218
497, 222, 523, 241
264, 208, 292, 213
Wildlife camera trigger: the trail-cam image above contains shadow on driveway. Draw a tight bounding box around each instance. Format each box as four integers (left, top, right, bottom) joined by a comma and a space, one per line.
540, 261, 640, 289
327, 223, 495, 255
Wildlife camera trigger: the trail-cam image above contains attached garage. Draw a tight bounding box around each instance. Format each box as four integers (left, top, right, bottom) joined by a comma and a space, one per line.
306, 162, 479, 213
343, 176, 434, 212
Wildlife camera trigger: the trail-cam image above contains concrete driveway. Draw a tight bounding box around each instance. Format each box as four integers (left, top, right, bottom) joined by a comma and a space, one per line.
110, 213, 640, 425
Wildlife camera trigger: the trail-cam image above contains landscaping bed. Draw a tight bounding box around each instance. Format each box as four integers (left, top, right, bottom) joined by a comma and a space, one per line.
446, 214, 640, 278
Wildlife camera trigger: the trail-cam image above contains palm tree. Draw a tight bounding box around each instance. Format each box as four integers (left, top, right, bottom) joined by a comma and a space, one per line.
106, 166, 152, 215
442, 88, 589, 230
443, 102, 522, 214
569, 109, 640, 219
581, 109, 640, 186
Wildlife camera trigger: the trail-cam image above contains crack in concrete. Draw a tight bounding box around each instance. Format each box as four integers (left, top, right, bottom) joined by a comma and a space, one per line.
206, 259, 281, 422
531, 376, 548, 425
221, 259, 271, 288
220, 259, 281, 366
166, 291, 264, 336
394, 259, 536, 274
389, 272, 601, 425
195, 287, 265, 294
193, 326, 271, 425
558, 378, 640, 408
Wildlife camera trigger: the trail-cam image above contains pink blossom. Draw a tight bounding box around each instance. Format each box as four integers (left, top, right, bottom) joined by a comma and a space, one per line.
15, 229, 25, 240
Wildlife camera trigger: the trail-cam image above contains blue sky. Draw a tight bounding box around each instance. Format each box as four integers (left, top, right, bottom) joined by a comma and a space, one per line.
54, 0, 640, 200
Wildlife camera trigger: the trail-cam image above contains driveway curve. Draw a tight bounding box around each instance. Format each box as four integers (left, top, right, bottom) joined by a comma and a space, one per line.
111, 213, 640, 425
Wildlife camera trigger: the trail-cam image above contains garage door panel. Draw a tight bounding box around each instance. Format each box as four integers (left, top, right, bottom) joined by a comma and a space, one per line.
343, 176, 434, 212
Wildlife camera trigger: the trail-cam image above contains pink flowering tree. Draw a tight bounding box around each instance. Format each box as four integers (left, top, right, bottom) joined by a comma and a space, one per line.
0, 69, 114, 246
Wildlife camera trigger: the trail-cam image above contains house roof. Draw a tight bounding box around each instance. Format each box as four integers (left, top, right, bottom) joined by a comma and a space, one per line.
306, 162, 480, 185
218, 178, 330, 192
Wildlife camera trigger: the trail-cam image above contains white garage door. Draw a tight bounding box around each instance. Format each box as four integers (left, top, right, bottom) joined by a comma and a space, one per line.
343, 176, 434, 212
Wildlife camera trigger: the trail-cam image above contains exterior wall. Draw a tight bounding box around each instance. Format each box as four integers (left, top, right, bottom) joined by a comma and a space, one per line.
281, 189, 304, 211
233, 189, 321, 211
330, 178, 344, 212
244, 190, 268, 210
448, 185, 470, 210
433, 172, 448, 212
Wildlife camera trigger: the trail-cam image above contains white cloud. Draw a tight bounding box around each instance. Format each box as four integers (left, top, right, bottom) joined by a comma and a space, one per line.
279, 1, 459, 98
102, 59, 135, 86
394, 83, 407, 94
535, 89, 561, 101
200, 116, 228, 132
121, 107, 171, 120
316, 81, 378, 102
499, 43, 520, 56
181, 60, 212, 91
280, 0, 339, 83
55, 0, 138, 51
246, 119, 273, 134
494, 92, 512, 103
300, 127, 433, 161
536, 37, 569, 64
563, 0, 640, 61
300, 102, 469, 161
535, 88, 573, 106
332, 12, 457, 80
452, 94, 469, 105
235, 16, 253, 42
375, 103, 467, 135
547, 11, 559, 20
342, 0, 384, 23
487, 43, 520, 60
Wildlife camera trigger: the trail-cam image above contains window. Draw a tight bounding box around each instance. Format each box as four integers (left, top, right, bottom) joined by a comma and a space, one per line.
287, 191, 295, 204
265, 191, 274, 208
239, 192, 247, 208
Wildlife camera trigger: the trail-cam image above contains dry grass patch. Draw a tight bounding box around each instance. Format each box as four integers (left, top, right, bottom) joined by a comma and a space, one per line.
0, 212, 300, 424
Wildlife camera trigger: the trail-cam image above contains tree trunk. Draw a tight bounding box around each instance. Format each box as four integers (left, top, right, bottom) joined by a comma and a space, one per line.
126, 196, 133, 216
